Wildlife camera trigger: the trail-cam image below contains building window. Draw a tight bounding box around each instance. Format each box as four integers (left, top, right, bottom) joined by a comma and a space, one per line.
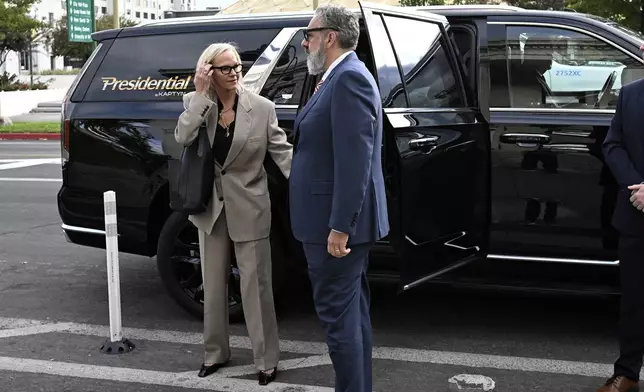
136, 11, 140, 17
101, 6, 107, 13
143, 12, 148, 18
151, 13, 155, 19
49, 12, 54, 24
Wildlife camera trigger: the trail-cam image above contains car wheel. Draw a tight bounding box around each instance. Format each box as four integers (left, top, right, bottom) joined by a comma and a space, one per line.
156, 211, 244, 322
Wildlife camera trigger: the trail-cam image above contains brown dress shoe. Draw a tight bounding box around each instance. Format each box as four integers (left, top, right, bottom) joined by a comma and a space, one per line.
598, 375, 640, 392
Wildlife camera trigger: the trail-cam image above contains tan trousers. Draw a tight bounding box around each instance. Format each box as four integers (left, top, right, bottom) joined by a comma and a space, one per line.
197, 210, 280, 371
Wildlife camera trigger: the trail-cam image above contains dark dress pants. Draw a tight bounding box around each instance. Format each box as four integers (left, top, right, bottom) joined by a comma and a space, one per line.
303, 242, 374, 392
615, 235, 644, 380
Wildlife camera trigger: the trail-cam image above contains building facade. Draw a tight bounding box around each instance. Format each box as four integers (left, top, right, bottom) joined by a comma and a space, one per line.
1, 0, 196, 77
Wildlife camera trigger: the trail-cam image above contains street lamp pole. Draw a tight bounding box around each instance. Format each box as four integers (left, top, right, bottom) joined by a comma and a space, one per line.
113, 0, 120, 28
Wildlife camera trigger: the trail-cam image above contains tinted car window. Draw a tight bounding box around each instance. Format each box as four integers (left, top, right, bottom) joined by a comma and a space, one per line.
83, 29, 279, 101
357, 14, 406, 108
260, 30, 308, 105
495, 25, 644, 109
384, 15, 465, 109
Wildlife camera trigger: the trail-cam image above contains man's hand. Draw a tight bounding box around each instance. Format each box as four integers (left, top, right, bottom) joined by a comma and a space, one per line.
628, 184, 644, 211
328, 230, 350, 258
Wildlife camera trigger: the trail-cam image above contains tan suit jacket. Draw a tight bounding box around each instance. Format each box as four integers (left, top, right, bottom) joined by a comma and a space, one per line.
174, 85, 292, 242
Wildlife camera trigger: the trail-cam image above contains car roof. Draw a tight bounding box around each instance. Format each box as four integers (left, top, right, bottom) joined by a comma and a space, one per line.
92, 4, 643, 46
124, 4, 520, 28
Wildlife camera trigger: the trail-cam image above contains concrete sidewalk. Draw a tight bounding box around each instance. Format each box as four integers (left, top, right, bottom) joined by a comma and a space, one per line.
9, 112, 60, 123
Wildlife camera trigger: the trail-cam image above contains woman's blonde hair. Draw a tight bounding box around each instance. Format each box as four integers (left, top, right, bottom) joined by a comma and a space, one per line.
196, 43, 244, 96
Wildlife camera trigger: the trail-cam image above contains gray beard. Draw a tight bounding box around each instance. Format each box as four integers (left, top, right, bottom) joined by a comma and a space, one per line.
307, 47, 326, 75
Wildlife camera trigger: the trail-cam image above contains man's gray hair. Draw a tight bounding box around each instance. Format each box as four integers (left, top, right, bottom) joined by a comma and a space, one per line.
315, 4, 359, 50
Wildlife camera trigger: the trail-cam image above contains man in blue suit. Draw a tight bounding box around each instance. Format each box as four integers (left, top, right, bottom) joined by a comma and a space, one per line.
289, 4, 389, 392
599, 67, 644, 391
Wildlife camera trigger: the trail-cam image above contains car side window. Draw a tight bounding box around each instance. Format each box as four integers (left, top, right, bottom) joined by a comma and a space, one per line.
493, 25, 644, 110
383, 15, 466, 109
83, 29, 279, 102
358, 14, 406, 109
260, 30, 308, 105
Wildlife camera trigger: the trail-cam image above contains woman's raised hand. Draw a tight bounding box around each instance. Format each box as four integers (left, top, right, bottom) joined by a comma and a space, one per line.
195, 62, 213, 95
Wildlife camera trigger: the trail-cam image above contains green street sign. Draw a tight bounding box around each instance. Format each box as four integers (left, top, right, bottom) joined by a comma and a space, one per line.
67, 0, 95, 43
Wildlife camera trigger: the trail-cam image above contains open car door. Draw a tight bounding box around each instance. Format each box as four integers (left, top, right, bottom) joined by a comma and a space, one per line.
358, 1, 491, 291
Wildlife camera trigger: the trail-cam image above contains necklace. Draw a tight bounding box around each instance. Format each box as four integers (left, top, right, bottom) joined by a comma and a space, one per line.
219, 108, 233, 137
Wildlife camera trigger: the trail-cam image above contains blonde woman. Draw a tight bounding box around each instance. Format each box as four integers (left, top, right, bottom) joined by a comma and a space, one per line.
174, 43, 292, 385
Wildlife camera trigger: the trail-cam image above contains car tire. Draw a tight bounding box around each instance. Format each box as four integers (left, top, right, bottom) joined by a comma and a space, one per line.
156, 210, 288, 323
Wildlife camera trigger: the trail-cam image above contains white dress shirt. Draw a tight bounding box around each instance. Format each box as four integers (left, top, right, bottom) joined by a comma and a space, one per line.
320, 50, 353, 84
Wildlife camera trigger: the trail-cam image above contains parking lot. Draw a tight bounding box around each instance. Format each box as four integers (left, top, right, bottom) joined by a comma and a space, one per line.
0, 140, 634, 391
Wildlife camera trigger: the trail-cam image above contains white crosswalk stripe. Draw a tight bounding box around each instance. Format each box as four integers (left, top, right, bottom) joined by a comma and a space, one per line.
0, 316, 634, 383
0, 158, 60, 170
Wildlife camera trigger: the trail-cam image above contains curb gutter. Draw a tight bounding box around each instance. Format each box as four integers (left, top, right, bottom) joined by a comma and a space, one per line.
0, 133, 60, 140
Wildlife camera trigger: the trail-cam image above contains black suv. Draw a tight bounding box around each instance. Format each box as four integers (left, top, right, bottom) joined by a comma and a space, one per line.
57, 3, 644, 320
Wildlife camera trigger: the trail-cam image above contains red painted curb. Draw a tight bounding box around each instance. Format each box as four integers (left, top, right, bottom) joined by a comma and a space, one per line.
0, 133, 60, 140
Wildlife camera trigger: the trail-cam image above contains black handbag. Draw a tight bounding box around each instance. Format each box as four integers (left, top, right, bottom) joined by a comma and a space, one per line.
169, 123, 215, 214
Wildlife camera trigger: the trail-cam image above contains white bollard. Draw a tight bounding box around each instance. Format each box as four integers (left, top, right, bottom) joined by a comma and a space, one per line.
100, 190, 135, 355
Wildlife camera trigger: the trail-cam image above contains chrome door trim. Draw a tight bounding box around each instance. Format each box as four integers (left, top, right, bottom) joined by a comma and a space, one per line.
61, 223, 107, 236
242, 27, 303, 94
384, 107, 471, 114
487, 254, 619, 266
360, 1, 449, 27
402, 257, 475, 291
490, 107, 616, 115
444, 231, 480, 251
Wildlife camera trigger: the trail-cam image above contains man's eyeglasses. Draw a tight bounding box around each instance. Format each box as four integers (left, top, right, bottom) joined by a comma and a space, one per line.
303, 27, 340, 41
213, 63, 243, 75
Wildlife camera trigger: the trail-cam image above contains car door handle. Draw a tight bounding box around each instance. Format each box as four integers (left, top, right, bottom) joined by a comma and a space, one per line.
408, 136, 439, 151
499, 133, 550, 145
541, 143, 590, 153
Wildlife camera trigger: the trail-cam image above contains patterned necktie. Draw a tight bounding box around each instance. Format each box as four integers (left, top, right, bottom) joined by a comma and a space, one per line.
314, 79, 324, 94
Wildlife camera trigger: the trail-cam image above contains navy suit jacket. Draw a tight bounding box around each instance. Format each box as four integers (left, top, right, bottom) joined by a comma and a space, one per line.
603, 78, 644, 235
289, 51, 390, 245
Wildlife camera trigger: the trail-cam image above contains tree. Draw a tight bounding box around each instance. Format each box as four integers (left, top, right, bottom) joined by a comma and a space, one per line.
0, 0, 45, 68
565, 0, 642, 32
504, 0, 566, 9
50, 14, 138, 62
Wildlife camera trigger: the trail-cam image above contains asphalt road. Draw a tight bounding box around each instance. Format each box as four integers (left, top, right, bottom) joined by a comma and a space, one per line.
0, 141, 631, 392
